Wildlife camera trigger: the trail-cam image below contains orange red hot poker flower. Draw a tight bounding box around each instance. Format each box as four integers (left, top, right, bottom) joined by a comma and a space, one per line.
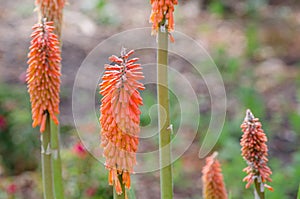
26, 20, 61, 133
99, 49, 144, 195
202, 152, 228, 199
35, 0, 65, 36
150, 0, 178, 35
240, 109, 273, 191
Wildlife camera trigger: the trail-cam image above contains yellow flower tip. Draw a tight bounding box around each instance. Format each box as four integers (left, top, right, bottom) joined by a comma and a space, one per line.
108, 168, 131, 195
169, 33, 175, 43
149, 0, 177, 40
122, 171, 131, 189
240, 109, 273, 191
110, 169, 123, 195
26, 20, 61, 133
100, 48, 144, 193
202, 152, 228, 199
40, 113, 47, 133
264, 184, 274, 192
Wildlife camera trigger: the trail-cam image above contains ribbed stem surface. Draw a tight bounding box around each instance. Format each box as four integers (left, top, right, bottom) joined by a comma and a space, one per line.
157, 27, 173, 199
41, 115, 54, 199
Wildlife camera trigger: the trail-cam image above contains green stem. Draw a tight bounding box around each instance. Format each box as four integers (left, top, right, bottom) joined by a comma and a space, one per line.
50, 119, 64, 199
41, 115, 54, 199
157, 27, 173, 199
254, 178, 265, 199
113, 174, 126, 199
297, 183, 300, 199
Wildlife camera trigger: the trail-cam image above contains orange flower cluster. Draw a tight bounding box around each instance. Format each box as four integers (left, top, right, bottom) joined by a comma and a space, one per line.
202, 152, 228, 199
149, 0, 178, 34
240, 109, 273, 191
99, 49, 144, 195
26, 20, 61, 133
35, 0, 65, 36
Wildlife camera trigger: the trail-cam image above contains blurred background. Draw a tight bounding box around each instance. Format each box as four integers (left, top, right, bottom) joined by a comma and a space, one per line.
1, 0, 300, 198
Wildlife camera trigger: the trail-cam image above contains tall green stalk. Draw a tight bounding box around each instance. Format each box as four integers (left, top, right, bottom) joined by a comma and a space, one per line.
50, 10, 65, 197
51, 120, 64, 199
254, 179, 265, 199
297, 183, 300, 199
41, 115, 54, 199
113, 175, 126, 199
157, 27, 173, 199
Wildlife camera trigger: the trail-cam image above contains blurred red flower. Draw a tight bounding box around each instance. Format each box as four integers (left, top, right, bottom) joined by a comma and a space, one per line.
85, 187, 97, 197
6, 183, 17, 195
73, 142, 88, 159
0, 115, 7, 130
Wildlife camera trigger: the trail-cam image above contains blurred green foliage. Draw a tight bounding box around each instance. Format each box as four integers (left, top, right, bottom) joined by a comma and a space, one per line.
140, 89, 156, 127
62, 142, 113, 199
245, 23, 260, 59
0, 84, 39, 175
81, 0, 120, 25
245, 0, 267, 17
208, 0, 225, 17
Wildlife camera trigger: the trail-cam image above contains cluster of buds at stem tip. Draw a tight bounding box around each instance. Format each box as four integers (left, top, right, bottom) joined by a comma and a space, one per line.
99, 48, 144, 195
35, 0, 65, 37
26, 19, 61, 133
202, 152, 228, 199
149, 0, 178, 42
240, 109, 273, 191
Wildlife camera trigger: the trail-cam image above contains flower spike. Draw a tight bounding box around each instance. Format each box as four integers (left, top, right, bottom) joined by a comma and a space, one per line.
149, 0, 178, 41
35, 0, 65, 36
202, 152, 228, 199
240, 109, 273, 191
26, 19, 61, 133
99, 48, 144, 194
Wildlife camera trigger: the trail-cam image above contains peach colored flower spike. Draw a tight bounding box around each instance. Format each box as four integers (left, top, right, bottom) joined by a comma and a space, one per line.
202, 152, 228, 199
100, 48, 144, 195
26, 20, 61, 133
149, 0, 178, 41
35, 0, 65, 37
240, 109, 273, 191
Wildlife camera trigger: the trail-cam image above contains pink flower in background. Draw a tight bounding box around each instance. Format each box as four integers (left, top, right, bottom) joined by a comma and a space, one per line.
6, 183, 17, 195
73, 142, 88, 159
0, 115, 7, 130
85, 187, 97, 197
18, 71, 27, 84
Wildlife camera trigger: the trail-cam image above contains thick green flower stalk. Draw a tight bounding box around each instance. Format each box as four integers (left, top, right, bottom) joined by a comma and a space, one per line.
149, 0, 177, 198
